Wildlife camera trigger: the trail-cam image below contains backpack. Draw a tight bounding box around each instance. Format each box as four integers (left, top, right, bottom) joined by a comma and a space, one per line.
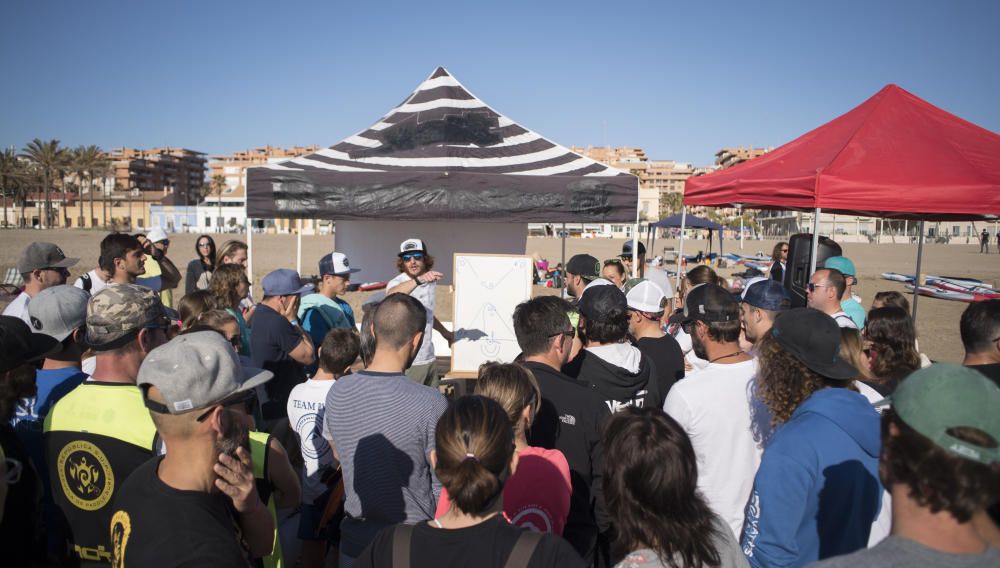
391, 524, 542, 568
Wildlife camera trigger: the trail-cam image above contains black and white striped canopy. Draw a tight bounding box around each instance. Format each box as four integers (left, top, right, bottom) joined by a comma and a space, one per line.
247, 67, 638, 221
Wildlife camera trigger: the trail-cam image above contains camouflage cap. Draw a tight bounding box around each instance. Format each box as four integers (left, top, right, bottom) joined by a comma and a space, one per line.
86, 284, 167, 350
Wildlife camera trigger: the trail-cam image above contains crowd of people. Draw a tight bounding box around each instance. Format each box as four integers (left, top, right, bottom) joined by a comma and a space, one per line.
0, 234, 998, 567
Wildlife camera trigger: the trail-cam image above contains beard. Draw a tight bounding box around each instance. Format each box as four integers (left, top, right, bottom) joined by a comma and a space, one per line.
691, 326, 708, 360
214, 407, 250, 458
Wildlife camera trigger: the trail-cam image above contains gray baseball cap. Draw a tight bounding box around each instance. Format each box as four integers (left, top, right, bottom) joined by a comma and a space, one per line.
86, 284, 169, 350
17, 242, 79, 274
138, 331, 272, 415
28, 285, 89, 342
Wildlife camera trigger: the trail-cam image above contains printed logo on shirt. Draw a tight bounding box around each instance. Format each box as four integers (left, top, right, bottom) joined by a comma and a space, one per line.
558, 413, 576, 426
110, 510, 132, 568
57, 440, 115, 511
605, 390, 648, 414
742, 490, 760, 557
511, 506, 554, 533
295, 409, 330, 461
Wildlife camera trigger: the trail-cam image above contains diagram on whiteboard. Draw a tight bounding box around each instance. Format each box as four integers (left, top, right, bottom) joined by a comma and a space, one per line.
452, 254, 532, 374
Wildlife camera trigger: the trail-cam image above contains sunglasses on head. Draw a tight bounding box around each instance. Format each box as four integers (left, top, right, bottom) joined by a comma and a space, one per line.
401, 252, 425, 261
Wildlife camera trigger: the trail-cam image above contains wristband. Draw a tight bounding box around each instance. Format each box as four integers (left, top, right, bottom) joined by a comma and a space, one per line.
289, 319, 300, 327
412, 274, 422, 285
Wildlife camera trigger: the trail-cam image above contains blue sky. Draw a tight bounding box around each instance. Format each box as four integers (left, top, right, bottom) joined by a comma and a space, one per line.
1, 0, 997, 164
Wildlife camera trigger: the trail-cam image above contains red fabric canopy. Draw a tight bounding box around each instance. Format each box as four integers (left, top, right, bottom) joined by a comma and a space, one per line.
685, 85, 1000, 220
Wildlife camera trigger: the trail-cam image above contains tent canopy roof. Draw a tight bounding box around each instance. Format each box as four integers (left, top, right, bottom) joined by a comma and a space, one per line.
649, 213, 723, 230
685, 85, 1000, 221
247, 67, 637, 222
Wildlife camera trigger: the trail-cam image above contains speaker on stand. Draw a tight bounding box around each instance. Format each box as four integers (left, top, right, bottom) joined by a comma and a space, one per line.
783, 234, 843, 308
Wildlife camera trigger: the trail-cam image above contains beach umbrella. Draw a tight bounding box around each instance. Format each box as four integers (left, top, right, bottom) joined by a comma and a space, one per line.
685, 84, 1000, 320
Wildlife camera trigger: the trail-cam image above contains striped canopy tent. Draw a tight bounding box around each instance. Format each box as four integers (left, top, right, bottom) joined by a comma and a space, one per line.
246, 67, 638, 222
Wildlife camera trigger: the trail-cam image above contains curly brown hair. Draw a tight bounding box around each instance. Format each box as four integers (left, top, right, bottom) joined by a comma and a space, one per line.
395, 253, 435, 274
865, 307, 920, 384
210, 264, 249, 310
756, 331, 852, 427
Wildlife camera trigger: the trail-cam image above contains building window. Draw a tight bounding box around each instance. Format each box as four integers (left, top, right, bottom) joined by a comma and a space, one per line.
205, 217, 212, 227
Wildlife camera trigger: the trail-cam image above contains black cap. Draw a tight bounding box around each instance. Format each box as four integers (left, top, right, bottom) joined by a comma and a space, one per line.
622, 240, 646, 256
0, 316, 59, 373
669, 283, 739, 326
771, 308, 858, 380
566, 254, 600, 280
578, 285, 628, 321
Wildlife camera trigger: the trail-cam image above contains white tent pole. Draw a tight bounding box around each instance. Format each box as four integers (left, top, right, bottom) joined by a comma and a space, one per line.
738, 204, 744, 250
912, 220, 926, 323
560, 222, 567, 299
632, 179, 640, 278
675, 206, 687, 293
296, 219, 303, 275
809, 207, 821, 275
246, 218, 254, 300
650, 224, 657, 262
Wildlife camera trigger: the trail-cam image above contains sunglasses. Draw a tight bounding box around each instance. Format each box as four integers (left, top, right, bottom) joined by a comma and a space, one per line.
806, 283, 830, 292
198, 242, 212, 248
604, 258, 625, 267
196, 390, 257, 422
401, 253, 425, 261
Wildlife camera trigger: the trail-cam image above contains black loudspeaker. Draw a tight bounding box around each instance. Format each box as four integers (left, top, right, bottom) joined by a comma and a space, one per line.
783, 234, 843, 308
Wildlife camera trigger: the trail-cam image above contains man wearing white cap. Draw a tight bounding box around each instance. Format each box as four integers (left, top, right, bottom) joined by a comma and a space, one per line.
625, 279, 685, 397
299, 251, 360, 359
136, 227, 181, 308
386, 238, 453, 388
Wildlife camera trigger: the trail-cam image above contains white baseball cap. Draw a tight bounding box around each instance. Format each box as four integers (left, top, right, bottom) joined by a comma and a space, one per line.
399, 238, 427, 256
146, 227, 169, 243
319, 252, 361, 276
626, 280, 666, 313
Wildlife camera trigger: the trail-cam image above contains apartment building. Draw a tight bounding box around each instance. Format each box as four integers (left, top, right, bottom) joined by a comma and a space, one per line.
107, 147, 207, 206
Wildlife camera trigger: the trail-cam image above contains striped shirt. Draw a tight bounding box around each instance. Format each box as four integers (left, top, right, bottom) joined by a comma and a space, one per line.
323, 370, 447, 526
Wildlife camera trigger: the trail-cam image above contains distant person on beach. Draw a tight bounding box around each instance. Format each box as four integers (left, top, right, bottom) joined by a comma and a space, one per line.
185, 235, 216, 295
2, 242, 77, 325
813, 364, 1000, 568
620, 240, 646, 278
604, 408, 748, 568
982, 229, 990, 254
961, 299, 1000, 388
769, 242, 787, 283
824, 256, 866, 329
807, 268, 857, 328
102, 233, 146, 285
135, 228, 181, 308
386, 238, 453, 388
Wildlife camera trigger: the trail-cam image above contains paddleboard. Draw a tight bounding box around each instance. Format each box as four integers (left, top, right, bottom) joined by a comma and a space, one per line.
905, 284, 976, 302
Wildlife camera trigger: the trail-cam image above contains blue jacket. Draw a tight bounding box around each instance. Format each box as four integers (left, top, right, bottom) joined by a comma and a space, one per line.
741, 388, 883, 567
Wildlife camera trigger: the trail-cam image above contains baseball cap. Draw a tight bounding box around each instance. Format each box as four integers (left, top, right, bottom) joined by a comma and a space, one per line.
261, 269, 314, 297
28, 285, 89, 342
770, 308, 858, 380
670, 283, 739, 326
584, 278, 614, 292
139, 331, 273, 415
877, 363, 999, 465
621, 240, 646, 256
578, 284, 627, 321
0, 316, 59, 373
823, 256, 856, 277
626, 279, 666, 313
566, 254, 600, 280
742, 280, 790, 312
86, 284, 169, 350
398, 238, 427, 257
146, 227, 169, 243
319, 252, 361, 277
16, 242, 79, 274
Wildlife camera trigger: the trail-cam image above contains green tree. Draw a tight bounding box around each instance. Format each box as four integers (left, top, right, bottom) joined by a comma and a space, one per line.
71, 145, 104, 228
0, 148, 19, 227
21, 139, 68, 229
209, 174, 226, 232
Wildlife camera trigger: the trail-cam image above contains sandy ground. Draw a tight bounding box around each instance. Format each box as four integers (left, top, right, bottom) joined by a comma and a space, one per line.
3, 229, 998, 363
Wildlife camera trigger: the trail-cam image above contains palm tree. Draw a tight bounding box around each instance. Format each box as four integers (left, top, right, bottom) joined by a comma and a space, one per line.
210, 174, 226, 233
21, 139, 68, 229
73, 145, 104, 229
0, 148, 19, 228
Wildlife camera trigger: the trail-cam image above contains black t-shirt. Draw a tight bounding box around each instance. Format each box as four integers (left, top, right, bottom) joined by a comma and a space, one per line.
250, 303, 307, 418
635, 334, 685, 399
0, 425, 44, 565
356, 516, 582, 568
109, 457, 250, 567
967, 363, 1000, 389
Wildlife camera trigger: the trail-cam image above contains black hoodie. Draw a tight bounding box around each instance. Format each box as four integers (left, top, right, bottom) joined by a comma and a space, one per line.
565, 346, 662, 413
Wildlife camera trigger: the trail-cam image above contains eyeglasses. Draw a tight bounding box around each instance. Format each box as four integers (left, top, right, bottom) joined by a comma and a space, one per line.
806, 283, 830, 292
401, 253, 425, 261
198, 242, 212, 248
548, 329, 574, 339
42, 267, 70, 276
159, 239, 170, 247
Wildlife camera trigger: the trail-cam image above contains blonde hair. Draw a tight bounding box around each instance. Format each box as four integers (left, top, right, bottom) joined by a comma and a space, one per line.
474, 362, 540, 436
216, 240, 248, 267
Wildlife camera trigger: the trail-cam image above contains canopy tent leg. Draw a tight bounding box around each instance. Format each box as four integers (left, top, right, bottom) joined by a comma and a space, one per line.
809, 207, 822, 275
738, 204, 744, 250
632, 181, 640, 279
650, 224, 657, 265
675, 207, 687, 293
296, 219, 303, 275
560, 222, 567, 299
247, 217, 254, 300
912, 220, 925, 323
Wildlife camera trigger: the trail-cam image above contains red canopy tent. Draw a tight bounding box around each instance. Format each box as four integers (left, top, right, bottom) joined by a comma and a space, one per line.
684, 84, 1000, 318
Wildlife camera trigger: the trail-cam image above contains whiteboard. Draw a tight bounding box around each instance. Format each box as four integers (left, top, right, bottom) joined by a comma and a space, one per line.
451, 253, 533, 375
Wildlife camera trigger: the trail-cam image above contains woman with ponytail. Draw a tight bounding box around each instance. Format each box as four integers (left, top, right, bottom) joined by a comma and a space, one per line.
356, 395, 581, 567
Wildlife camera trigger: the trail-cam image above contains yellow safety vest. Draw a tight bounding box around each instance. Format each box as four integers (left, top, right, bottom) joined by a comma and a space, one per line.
44, 382, 157, 564
250, 431, 283, 568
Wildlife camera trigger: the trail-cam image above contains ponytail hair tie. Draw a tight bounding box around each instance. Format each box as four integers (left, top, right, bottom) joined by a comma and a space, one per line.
464, 452, 478, 462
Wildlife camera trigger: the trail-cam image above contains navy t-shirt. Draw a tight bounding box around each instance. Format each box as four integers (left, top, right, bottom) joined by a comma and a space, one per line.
250, 303, 307, 418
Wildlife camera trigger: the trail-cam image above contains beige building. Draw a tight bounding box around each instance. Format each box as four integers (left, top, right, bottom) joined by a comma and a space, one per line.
107, 147, 207, 206
715, 147, 771, 169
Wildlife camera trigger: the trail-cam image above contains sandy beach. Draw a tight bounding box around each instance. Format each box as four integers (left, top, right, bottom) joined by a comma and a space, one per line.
3, 229, 997, 364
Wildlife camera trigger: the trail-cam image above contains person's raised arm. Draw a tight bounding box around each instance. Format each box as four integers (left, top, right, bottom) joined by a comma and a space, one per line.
386, 271, 444, 296
215, 446, 275, 558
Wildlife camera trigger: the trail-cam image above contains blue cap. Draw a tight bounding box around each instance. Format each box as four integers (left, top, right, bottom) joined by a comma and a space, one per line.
261, 269, 314, 297
823, 256, 856, 277
742, 280, 789, 311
